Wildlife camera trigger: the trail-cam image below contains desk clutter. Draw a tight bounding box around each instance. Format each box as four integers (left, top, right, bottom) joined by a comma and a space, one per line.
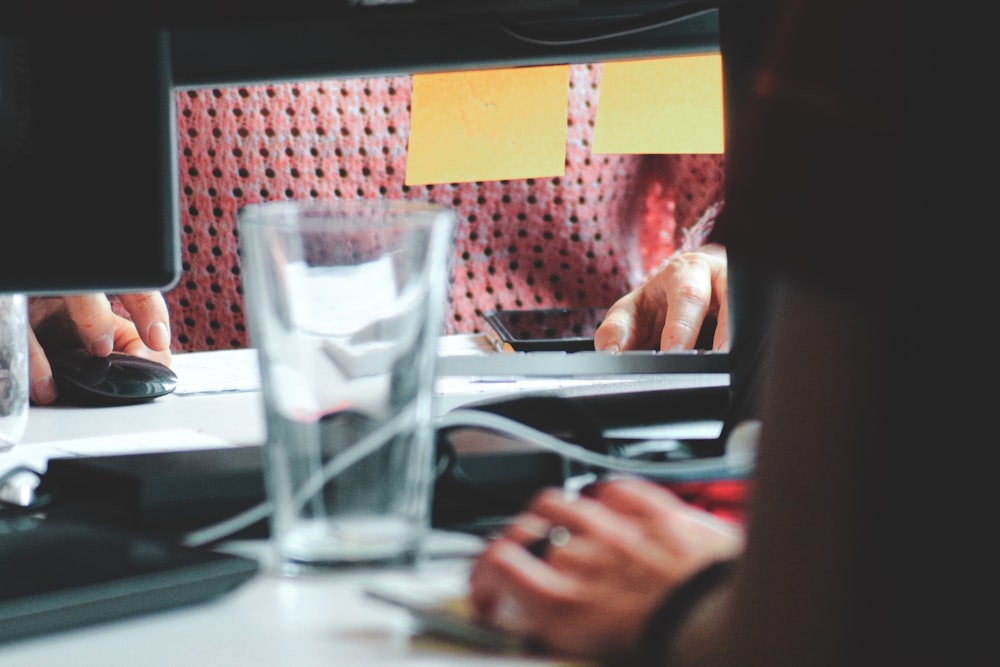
0, 358, 748, 648
25, 383, 743, 545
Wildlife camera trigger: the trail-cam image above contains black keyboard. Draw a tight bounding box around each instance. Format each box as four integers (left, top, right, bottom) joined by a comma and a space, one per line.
0, 516, 259, 645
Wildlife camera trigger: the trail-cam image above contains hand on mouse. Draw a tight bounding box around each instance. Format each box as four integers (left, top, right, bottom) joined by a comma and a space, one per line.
28, 293, 172, 405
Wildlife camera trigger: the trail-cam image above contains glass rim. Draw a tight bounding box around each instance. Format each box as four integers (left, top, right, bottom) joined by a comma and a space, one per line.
236, 199, 453, 230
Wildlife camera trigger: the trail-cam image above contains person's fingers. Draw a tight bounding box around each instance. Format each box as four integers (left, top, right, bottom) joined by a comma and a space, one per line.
115, 292, 171, 353
27, 328, 58, 405
595, 293, 665, 352
503, 511, 554, 547
468, 537, 573, 630
528, 481, 744, 574
584, 477, 686, 519
524, 488, 649, 553
28, 293, 171, 365
706, 244, 730, 351
714, 291, 731, 351
594, 297, 638, 352
588, 478, 744, 543
470, 498, 681, 657
27, 296, 66, 329
595, 245, 729, 352
60, 294, 115, 357
111, 313, 173, 365
656, 257, 714, 351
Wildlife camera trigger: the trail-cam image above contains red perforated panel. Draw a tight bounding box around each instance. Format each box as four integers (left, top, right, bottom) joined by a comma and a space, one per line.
168, 64, 723, 352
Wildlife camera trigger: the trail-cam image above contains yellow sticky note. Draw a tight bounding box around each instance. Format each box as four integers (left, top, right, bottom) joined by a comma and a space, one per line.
592, 54, 724, 154
405, 66, 569, 185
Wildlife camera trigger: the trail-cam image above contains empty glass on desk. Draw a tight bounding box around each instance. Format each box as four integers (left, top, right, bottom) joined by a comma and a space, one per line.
0, 293, 29, 451
238, 200, 454, 572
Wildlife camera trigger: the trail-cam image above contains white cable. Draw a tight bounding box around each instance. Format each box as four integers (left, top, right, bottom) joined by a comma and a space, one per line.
497, 7, 718, 47
182, 409, 757, 547
436, 409, 757, 482
182, 409, 414, 547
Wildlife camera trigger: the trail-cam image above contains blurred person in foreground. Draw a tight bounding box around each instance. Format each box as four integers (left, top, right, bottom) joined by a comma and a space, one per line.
467, 1, 963, 665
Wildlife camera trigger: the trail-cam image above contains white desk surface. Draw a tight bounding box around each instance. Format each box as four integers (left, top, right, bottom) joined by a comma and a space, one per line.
1, 555, 583, 667
1, 343, 724, 665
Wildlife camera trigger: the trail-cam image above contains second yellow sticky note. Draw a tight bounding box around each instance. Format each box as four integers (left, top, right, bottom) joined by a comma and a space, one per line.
592, 53, 725, 155
405, 65, 570, 186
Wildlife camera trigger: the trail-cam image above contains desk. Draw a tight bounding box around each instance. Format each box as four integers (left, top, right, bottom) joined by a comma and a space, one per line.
1, 554, 585, 667
3, 349, 588, 666
1, 345, 726, 665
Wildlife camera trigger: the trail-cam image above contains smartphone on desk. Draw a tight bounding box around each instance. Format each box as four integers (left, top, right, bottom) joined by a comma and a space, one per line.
365, 578, 529, 653
483, 307, 606, 352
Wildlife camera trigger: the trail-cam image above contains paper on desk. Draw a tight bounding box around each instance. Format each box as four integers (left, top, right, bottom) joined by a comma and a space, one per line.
6, 430, 241, 514
0, 429, 232, 480
432, 375, 652, 416
170, 348, 262, 395
168, 335, 484, 397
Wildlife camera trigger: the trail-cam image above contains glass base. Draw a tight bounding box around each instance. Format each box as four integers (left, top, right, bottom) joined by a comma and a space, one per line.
274, 516, 424, 574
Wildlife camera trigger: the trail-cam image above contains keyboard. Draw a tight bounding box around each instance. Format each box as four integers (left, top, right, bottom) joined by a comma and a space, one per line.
0, 516, 258, 645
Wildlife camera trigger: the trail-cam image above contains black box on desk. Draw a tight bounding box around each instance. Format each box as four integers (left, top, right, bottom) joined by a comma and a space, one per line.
432, 427, 565, 535
35, 440, 561, 542
37, 446, 268, 542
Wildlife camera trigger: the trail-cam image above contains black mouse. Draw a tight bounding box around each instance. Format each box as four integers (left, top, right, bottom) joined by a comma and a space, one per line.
46, 348, 178, 406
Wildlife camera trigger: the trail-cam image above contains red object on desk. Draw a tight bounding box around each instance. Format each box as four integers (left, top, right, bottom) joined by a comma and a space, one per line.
669, 479, 750, 526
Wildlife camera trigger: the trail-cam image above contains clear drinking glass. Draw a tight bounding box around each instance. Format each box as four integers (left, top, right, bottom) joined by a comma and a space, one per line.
238, 200, 454, 572
0, 293, 29, 452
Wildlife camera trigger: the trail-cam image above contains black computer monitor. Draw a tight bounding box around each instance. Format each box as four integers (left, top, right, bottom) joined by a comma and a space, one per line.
0, 24, 178, 295
1, 1, 736, 298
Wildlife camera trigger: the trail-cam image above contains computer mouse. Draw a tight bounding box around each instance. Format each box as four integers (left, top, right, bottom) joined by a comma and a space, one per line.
46, 348, 178, 407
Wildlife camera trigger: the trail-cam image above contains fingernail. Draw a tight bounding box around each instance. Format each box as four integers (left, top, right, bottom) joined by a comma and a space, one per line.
32, 377, 58, 405
89, 335, 113, 357
147, 321, 171, 350
604, 343, 620, 353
